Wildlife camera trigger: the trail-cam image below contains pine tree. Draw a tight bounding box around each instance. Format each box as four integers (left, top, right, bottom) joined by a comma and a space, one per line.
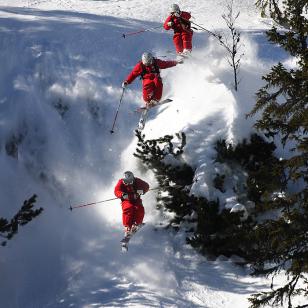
134, 130, 195, 220
0, 194, 43, 246
207, 134, 286, 259
134, 131, 251, 258
247, 1, 308, 307
215, 134, 285, 206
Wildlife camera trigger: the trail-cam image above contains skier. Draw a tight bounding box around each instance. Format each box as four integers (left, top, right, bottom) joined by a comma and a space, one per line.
163, 4, 193, 58
114, 171, 150, 236
122, 52, 179, 107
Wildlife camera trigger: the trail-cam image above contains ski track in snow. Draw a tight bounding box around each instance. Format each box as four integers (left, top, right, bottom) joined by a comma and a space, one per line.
0, 1, 304, 308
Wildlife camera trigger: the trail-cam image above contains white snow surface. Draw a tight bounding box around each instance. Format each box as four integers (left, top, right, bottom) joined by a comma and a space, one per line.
0, 1, 304, 307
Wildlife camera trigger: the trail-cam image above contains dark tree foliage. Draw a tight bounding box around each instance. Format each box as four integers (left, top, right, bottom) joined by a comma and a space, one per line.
204, 134, 286, 259
134, 130, 247, 258
248, 213, 308, 308
215, 134, 285, 207
0, 194, 43, 246
246, 1, 308, 307
213, 173, 226, 193
134, 129, 195, 222
188, 204, 253, 258
248, 0, 307, 162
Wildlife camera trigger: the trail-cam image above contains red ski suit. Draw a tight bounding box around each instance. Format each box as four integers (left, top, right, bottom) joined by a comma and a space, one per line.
114, 177, 150, 228
124, 59, 177, 103
163, 11, 193, 53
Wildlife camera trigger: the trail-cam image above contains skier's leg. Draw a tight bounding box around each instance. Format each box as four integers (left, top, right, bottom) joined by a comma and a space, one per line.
153, 78, 163, 102
134, 204, 145, 225
173, 33, 183, 54
122, 204, 134, 231
142, 80, 155, 105
182, 30, 193, 53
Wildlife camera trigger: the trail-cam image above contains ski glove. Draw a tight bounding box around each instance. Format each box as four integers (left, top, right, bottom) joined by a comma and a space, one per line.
137, 189, 144, 195
122, 193, 140, 200
122, 193, 129, 200
167, 21, 173, 27
122, 81, 128, 88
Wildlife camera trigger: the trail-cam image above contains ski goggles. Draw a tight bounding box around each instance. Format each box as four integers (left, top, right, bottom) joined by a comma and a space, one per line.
123, 178, 134, 185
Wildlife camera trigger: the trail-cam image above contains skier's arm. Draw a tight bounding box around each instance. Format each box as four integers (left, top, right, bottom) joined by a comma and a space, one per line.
136, 178, 150, 194
114, 180, 125, 199
163, 16, 173, 30
156, 59, 178, 69
125, 62, 143, 84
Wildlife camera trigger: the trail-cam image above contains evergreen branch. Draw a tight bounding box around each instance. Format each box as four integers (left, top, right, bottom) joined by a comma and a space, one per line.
249, 273, 303, 308
1, 194, 43, 246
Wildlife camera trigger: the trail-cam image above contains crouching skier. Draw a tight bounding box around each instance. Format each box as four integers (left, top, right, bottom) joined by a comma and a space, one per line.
122, 52, 179, 108
114, 171, 149, 251
164, 4, 193, 59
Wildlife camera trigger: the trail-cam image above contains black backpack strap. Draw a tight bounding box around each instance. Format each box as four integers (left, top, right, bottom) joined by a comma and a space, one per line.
133, 180, 138, 193
179, 16, 191, 29
140, 61, 146, 79
140, 59, 160, 80
153, 59, 160, 75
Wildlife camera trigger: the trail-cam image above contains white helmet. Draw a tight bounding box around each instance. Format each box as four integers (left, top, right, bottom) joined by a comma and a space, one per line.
141, 52, 154, 66
170, 4, 180, 14
123, 171, 135, 185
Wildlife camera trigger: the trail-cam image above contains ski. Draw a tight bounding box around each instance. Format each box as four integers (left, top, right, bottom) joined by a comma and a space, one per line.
137, 108, 149, 131
136, 98, 173, 113
120, 223, 145, 252
136, 99, 173, 131
166, 50, 191, 61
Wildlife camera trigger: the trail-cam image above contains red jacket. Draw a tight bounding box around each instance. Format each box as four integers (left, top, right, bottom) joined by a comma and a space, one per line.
163, 11, 192, 33
125, 59, 177, 84
114, 177, 150, 206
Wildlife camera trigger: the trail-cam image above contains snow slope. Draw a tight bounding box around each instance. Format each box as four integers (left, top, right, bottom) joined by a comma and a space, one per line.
0, 1, 303, 308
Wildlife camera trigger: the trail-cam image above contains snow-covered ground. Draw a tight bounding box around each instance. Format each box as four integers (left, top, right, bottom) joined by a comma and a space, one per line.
0, 1, 303, 307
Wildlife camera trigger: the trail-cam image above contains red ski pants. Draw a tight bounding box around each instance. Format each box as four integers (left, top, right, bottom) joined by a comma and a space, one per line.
173, 31, 193, 53
142, 77, 163, 103
122, 203, 144, 228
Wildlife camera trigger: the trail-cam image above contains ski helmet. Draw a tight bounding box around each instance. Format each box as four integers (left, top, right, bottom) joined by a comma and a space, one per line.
141, 52, 154, 66
170, 4, 180, 14
123, 171, 135, 185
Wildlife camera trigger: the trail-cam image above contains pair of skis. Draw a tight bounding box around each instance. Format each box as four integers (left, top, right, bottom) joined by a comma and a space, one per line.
136, 98, 173, 131
120, 223, 145, 252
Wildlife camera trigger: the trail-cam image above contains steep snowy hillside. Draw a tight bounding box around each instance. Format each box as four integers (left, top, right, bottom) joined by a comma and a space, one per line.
0, 1, 304, 308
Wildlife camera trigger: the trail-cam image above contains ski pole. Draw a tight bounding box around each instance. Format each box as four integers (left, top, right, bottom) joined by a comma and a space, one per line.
189, 20, 221, 39
69, 197, 118, 211
177, 15, 220, 39
69, 186, 180, 211
110, 87, 125, 134
122, 25, 162, 38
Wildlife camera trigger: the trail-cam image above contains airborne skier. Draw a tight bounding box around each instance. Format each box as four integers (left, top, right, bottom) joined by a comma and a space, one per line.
114, 171, 149, 250
122, 52, 179, 108
163, 4, 193, 58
